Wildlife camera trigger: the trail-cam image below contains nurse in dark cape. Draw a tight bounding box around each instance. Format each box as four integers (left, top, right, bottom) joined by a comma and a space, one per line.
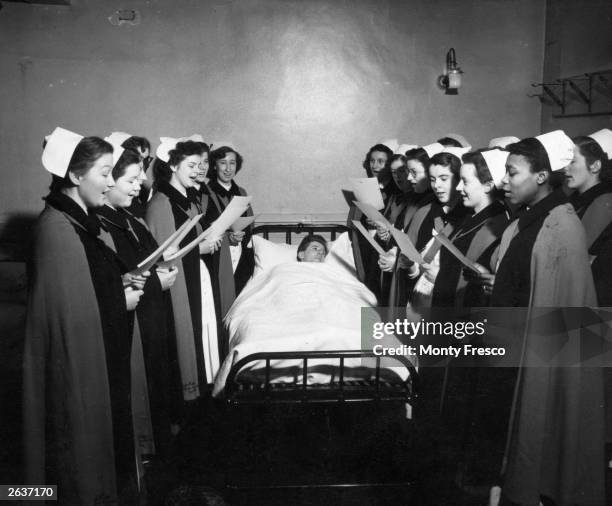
23, 128, 139, 504
370, 152, 415, 304
204, 145, 254, 347
347, 142, 395, 298
432, 149, 510, 309
566, 129, 612, 305
482, 132, 605, 506
95, 138, 181, 459
385, 144, 440, 309
566, 128, 612, 468
431, 148, 511, 492
146, 139, 222, 401
393, 148, 470, 309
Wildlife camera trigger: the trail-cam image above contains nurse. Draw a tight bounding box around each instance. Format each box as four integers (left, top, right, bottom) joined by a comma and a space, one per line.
372, 153, 415, 304
432, 149, 509, 308
96, 137, 181, 458
204, 145, 254, 307
24, 128, 138, 503
146, 139, 221, 401
566, 129, 612, 305
382, 147, 470, 309
385, 144, 440, 308
431, 148, 510, 492
487, 131, 605, 506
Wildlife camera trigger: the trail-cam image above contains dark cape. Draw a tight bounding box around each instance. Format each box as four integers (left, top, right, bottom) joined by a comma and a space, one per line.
388, 195, 468, 309
570, 183, 612, 305
571, 183, 612, 447
146, 181, 210, 400
386, 192, 435, 309
204, 179, 253, 360
96, 205, 181, 457
432, 200, 509, 308
375, 191, 416, 305
23, 192, 134, 505
491, 191, 605, 506
429, 200, 510, 488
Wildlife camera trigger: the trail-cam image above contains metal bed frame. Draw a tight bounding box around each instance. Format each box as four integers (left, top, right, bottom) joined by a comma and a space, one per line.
222, 222, 418, 406
220, 223, 419, 499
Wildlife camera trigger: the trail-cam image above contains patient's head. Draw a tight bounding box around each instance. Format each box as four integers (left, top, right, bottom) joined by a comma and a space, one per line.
297, 235, 328, 263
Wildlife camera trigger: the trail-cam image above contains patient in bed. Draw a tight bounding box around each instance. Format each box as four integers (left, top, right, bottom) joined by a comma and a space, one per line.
296, 235, 328, 263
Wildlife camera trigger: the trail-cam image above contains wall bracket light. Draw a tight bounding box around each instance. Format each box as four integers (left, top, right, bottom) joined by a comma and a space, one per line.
438, 48, 463, 95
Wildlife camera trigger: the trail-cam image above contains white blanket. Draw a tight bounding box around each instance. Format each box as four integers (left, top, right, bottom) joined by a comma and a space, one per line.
212, 262, 379, 396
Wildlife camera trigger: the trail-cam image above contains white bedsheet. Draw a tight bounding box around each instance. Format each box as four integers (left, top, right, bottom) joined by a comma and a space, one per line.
212, 262, 380, 396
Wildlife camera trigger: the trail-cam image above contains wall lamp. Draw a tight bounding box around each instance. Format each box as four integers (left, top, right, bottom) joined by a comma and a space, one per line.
438, 48, 463, 95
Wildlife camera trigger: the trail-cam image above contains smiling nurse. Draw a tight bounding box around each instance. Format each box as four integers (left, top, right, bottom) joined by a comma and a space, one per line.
23, 128, 138, 504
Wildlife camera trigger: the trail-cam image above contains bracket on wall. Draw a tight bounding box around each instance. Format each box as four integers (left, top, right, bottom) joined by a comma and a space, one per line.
529, 70, 612, 118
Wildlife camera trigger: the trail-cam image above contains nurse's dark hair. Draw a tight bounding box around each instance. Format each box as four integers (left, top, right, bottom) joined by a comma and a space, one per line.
362, 144, 393, 177
404, 147, 432, 171
461, 150, 505, 199
573, 135, 612, 183
210, 146, 243, 175
429, 152, 461, 178
436, 136, 463, 148
49, 136, 113, 192
297, 234, 328, 261
506, 138, 563, 187
389, 154, 408, 168
112, 149, 142, 180
121, 135, 151, 154
506, 138, 552, 173
153, 140, 203, 186
462, 151, 495, 184
196, 141, 210, 156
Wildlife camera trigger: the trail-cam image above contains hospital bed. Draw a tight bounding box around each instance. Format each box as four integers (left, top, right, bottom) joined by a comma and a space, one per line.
215, 222, 418, 408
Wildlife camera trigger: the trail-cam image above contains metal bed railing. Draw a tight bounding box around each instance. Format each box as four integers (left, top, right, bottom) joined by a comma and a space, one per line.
252, 222, 350, 244
223, 349, 418, 406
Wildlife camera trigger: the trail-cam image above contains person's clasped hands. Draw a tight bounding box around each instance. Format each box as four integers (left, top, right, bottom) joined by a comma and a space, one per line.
462, 262, 495, 295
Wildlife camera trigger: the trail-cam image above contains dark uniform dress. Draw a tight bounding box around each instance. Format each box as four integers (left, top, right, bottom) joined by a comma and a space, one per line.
24, 192, 135, 504
96, 205, 181, 458
491, 190, 605, 506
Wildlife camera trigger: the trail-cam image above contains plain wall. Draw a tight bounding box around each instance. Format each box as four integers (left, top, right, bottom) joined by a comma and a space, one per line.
0, 0, 545, 228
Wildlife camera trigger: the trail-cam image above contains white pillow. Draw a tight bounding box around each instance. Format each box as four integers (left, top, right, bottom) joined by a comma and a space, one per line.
252, 235, 298, 276
324, 231, 356, 276
251, 232, 356, 277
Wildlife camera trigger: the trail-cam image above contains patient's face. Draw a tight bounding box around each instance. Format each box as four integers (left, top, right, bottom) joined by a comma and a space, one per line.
299, 241, 327, 263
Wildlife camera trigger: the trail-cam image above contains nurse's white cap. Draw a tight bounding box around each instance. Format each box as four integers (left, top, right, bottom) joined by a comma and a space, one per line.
394, 144, 419, 155
534, 130, 575, 172
422, 142, 445, 158
378, 138, 399, 153
209, 141, 237, 151
104, 132, 128, 168
588, 128, 612, 158
480, 149, 509, 188
156, 137, 179, 163
42, 126, 84, 177
441, 146, 471, 159
488, 136, 520, 149
442, 133, 471, 148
